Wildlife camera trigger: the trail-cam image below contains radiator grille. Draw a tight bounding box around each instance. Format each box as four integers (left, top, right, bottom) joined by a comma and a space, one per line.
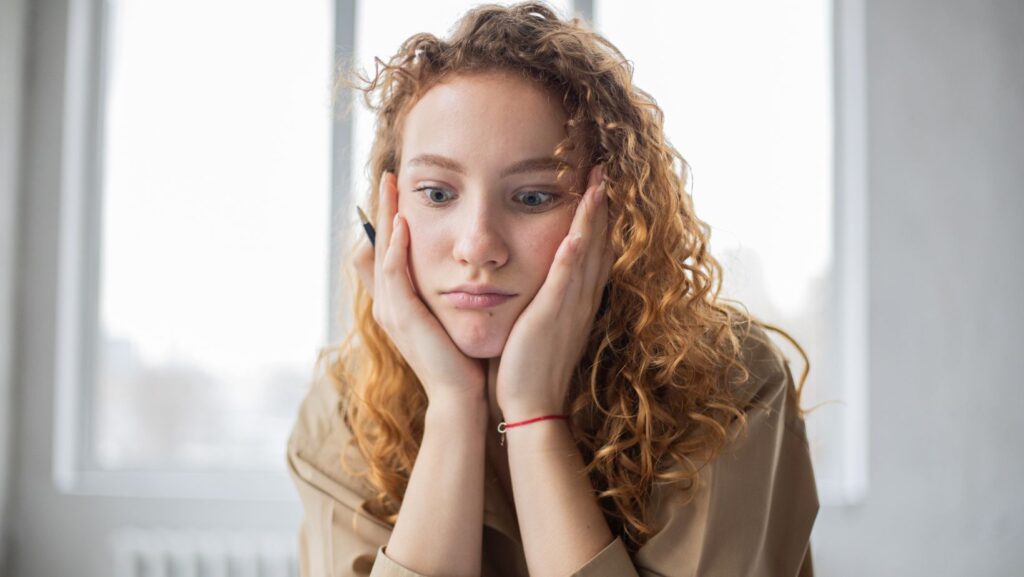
111, 528, 298, 577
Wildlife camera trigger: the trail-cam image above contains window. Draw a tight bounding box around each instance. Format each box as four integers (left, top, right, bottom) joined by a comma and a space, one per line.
593, 0, 866, 506
58, 0, 334, 498
59, 0, 860, 507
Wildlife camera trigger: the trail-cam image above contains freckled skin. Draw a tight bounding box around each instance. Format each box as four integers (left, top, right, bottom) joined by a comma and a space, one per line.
398, 70, 583, 360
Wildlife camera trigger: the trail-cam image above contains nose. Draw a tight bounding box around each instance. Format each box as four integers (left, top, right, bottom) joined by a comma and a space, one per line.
451, 199, 509, 270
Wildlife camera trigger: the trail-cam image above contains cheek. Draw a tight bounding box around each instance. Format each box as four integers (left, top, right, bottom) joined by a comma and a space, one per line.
404, 218, 448, 290
520, 221, 572, 279
528, 231, 563, 263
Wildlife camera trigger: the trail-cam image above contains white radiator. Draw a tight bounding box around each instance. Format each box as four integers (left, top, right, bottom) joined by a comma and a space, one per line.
110, 528, 298, 577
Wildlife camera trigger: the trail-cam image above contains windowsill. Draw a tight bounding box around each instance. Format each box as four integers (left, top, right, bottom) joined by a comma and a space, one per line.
53, 468, 300, 501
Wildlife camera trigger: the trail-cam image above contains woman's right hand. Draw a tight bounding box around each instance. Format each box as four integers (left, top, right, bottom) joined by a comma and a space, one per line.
353, 171, 487, 406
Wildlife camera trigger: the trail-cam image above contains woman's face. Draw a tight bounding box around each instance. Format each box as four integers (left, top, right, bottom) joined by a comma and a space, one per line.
397, 70, 582, 360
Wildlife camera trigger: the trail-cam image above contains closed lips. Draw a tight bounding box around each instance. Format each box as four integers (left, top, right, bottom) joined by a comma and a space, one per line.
445, 285, 516, 296
443, 290, 516, 309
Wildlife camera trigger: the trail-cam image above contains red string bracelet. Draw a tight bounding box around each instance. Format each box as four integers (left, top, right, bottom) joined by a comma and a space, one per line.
497, 414, 569, 447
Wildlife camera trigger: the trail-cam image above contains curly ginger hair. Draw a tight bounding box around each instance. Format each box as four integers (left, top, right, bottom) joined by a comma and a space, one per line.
317, 1, 813, 553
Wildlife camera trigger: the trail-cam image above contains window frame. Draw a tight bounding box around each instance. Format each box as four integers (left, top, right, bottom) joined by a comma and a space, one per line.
828, 0, 869, 505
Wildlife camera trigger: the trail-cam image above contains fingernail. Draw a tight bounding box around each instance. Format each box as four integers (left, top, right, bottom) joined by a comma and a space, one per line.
393, 213, 400, 228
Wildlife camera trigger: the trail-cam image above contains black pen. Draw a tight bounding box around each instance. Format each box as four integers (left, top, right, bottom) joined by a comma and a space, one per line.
356, 205, 376, 247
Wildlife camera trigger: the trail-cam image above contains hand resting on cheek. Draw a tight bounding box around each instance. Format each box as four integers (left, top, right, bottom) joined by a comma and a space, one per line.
353, 171, 487, 406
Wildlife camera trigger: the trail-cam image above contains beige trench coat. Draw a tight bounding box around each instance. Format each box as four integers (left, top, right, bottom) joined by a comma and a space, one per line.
286, 326, 819, 576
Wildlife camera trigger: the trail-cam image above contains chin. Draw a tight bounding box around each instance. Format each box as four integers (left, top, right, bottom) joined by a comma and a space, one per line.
446, 317, 511, 359
455, 340, 504, 359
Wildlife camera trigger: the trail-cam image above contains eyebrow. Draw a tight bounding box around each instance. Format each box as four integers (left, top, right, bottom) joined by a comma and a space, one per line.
406, 154, 571, 178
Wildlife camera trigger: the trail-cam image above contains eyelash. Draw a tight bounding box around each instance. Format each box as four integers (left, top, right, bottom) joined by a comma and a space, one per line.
412, 186, 562, 211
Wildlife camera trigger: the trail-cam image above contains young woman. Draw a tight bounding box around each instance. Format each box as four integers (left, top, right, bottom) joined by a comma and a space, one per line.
287, 3, 819, 576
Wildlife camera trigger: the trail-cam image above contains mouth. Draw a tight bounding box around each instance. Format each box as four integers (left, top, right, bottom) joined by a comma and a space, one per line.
442, 292, 516, 309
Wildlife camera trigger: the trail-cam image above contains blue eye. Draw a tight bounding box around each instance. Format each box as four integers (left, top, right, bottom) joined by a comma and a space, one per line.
413, 186, 454, 205
515, 190, 558, 210
412, 186, 561, 212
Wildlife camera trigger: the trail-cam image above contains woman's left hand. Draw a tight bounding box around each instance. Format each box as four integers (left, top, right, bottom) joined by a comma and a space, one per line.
494, 164, 614, 423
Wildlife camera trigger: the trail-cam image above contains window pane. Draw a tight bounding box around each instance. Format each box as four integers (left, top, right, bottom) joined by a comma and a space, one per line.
95, 0, 332, 471
595, 0, 839, 492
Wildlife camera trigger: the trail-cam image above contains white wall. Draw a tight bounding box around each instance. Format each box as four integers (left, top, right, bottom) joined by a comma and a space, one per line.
1, 0, 28, 571
813, 0, 1024, 574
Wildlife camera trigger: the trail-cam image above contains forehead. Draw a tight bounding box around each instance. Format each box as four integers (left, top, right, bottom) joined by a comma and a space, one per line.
400, 71, 570, 164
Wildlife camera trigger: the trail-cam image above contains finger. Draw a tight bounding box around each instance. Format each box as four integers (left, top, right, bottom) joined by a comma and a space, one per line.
570, 164, 605, 300
535, 164, 605, 313
583, 164, 606, 242
583, 172, 611, 301
568, 164, 603, 254
382, 213, 419, 314
538, 164, 597, 312
592, 237, 614, 306
374, 172, 396, 289
354, 236, 375, 296
594, 168, 616, 304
